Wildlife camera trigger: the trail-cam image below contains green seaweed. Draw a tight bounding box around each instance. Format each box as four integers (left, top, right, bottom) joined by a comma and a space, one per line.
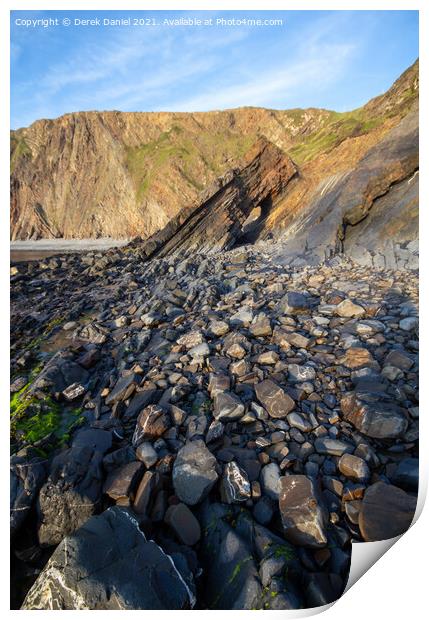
209, 555, 253, 608
10, 360, 84, 451
271, 543, 296, 561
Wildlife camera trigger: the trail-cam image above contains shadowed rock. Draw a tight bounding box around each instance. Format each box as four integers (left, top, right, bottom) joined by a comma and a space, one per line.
135, 139, 297, 260
358, 482, 417, 541
22, 507, 196, 609
172, 441, 218, 505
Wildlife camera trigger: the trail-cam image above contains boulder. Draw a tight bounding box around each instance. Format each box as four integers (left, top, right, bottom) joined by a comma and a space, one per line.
132, 405, 170, 445
172, 440, 218, 505
105, 373, 140, 405
279, 475, 329, 548
135, 442, 158, 468
165, 503, 201, 546
10, 454, 47, 537
260, 463, 281, 500
335, 299, 365, 318
314, 438, 353, 457
341, 391, 408, 439
342, 347, 377, 370
213, 392, 245, 421
103, 462, 144, 502
359, 482, 417, 541
287, 364, 316, 383
133, 471, 160, 515
72, 428, 112, 453
37, 444, 107, 546
32, 352, 89, 394
22, 507, 196, 609
338, 454, 370, 482
279, 292, 314, 315
391, 458, 419, 492
197, 503, 262, 609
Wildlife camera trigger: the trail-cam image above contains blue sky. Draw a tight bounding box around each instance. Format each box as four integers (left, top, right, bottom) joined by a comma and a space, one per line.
10, 10, 418, 129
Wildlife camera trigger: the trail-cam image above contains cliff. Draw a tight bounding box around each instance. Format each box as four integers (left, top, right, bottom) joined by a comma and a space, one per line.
11, 61, 418, 247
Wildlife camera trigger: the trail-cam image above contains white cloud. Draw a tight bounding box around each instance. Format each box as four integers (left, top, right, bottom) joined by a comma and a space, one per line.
166, 42, 356, 111
11, 10, 363, 126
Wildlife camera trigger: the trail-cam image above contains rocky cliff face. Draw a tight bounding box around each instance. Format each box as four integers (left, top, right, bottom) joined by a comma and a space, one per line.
275, 102, 418, 270
135, 138, 297, 260
11, 61, 418, 250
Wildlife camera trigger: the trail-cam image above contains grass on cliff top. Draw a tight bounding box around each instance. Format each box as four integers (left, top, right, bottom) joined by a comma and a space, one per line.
288, 109, 385, 165
126, 125, 257, 201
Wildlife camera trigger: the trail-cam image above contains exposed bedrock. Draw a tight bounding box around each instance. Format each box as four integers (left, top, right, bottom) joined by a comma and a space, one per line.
22, 506, 196, 610
134, 138, 297, 260
277, 104, 418, 269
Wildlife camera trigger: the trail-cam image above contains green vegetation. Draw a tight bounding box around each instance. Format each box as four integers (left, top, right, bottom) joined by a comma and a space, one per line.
126, 125, 257, 202
27, 315, 65, 350
270, 543, 296, 562
10, 134, 32, 173
10, 362, 84, 451
192, 398, 212, 416
289, 109, 386, 164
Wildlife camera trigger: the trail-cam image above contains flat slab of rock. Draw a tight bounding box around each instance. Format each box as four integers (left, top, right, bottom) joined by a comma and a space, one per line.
133, 471, 160, 515
105, 373, 140, 405
359, 482, 417, 541
335, 299, 365, 318
23, 507, 196, 609
342, 347, 378, 370
279, 475, 329, 548
255, 379, 295, 418
172, 440, 218, 505
314, 437, 353, 457
287, 364, 316, 383
341, 391, 408, 439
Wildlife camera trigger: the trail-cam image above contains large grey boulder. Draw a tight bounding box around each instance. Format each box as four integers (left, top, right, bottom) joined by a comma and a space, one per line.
197, 502, 302, 610
172, 440, 218, 505
22, 507, 196, 609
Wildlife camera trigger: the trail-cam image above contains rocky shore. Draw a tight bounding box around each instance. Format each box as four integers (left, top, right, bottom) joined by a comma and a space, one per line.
10, 241, 418, 609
